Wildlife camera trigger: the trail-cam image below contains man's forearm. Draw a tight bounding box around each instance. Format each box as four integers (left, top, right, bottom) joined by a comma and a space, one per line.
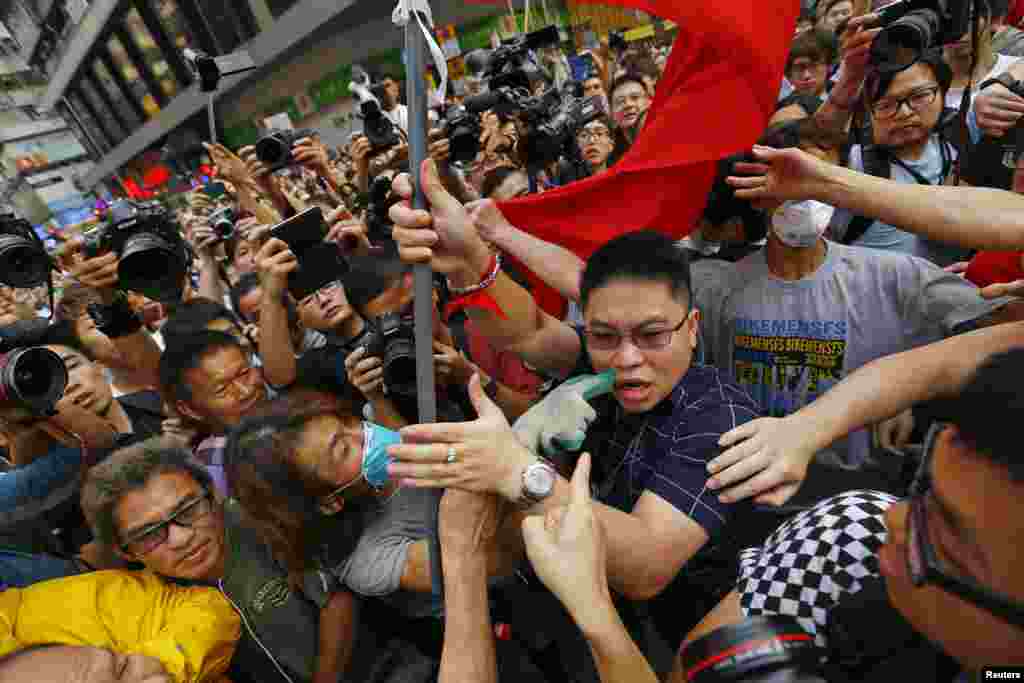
257, 297, 298, 388
196, 254, 225, 304
819, 166, 1024, 250
491, 225, 584, 302
439, 554, 496, 683
795, 321, 1024, 451
525, 474, 694, 601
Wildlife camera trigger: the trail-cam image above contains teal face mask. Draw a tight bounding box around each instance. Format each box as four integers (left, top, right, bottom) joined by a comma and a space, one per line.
361, 422, 401, 489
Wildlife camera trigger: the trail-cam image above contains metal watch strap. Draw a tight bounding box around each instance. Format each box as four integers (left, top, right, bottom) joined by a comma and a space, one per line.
518, 458, 557, 507
980, 73, 1023, 96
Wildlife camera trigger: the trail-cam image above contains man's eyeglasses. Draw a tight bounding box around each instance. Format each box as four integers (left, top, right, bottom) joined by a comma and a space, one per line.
299, 281, 343, 308
577, 128, 611, 143
905, 423, 1024, 628
583, 314, 689, 352
119, 493, 213, 557
872, 85, 940, 120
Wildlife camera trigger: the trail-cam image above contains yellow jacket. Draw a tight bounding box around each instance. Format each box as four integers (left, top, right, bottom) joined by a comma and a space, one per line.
0, 570, 240, 682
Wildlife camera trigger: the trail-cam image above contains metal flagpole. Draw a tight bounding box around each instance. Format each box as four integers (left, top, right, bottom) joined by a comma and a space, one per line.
399, 0, 444, 601
405, 8, 437, 425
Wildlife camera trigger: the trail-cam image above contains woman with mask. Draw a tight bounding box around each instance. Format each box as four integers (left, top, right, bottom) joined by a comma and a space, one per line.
224, 392, 526, 679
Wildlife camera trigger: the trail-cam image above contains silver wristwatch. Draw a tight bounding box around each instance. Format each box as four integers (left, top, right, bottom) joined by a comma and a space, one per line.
519, 459, 558, 507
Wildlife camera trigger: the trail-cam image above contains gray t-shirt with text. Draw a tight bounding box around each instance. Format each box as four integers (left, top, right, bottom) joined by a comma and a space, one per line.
692, 242, 1007, 465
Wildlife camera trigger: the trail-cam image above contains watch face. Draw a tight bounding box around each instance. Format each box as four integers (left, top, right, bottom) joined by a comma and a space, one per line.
525, 463, 556, 497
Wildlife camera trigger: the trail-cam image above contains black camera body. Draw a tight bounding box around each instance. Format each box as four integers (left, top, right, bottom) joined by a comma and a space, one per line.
363, 176, 402, 245
870, 0, 971, 72
0, 319, 68, 416
0, 212, 52, 289
362, 312, 417, 397
350, 68, 401, 153
82, 202, 190, 303
480, 25, 561, 94
254, 128, 316, 174
441, 104, 483, 165
463, 26, 606, 171
209, 206, 236, 241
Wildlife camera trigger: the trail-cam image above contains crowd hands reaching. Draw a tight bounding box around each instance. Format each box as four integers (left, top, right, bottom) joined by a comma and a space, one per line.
4, 4, 1024, 682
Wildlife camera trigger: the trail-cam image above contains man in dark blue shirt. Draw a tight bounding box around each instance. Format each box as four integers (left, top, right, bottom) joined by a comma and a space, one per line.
385, 169, 763, 650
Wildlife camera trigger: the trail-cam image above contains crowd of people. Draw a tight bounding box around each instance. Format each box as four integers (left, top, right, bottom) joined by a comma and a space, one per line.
2, 1, 1024, 682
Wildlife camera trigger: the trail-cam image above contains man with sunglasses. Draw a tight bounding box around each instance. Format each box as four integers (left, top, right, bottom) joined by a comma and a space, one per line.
83, 441, 359, 683
388, 170, 764, 657
677, 348, 1024, 678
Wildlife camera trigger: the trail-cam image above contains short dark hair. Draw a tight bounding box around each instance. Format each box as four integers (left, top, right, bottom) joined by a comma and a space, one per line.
229, 272, 261, 321
580, 231, 691, 312
760, 116, 849, 153
980, 0, 1010, 20
865, 48, 953, 103
945, 348, 1024, 483
82, 438, 214, 548
159, 330, 243, 404
776, 91, 825, 116
162, 298, 242, 346
786, 29, 838, 74
610, 73, 648, 104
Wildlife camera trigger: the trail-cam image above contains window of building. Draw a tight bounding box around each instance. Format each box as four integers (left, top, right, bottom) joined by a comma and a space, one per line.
92, 59, 142, 131
124, 7, 178, 97
107, 34, 160, 118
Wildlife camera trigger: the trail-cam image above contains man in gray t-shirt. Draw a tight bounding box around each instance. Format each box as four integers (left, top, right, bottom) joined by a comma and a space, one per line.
693, 207, 1012, 466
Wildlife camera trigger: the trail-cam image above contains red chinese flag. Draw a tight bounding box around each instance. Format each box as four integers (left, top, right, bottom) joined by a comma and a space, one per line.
495, 0, 799, 316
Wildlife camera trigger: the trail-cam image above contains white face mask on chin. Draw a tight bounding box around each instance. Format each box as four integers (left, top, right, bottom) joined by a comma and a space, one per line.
771, 200, 835, 249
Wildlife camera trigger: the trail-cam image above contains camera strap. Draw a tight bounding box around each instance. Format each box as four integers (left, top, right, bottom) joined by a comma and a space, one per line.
392, 0, 447, 106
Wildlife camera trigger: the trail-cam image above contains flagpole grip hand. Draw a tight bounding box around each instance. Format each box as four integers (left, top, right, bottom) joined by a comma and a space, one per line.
390, 159, 493, 288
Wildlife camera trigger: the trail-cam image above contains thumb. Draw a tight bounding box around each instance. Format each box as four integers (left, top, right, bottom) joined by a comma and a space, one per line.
569, 452, 592, 508
419, 158, 457, 210
577, 370, 617, 401
467, 372, 502, 420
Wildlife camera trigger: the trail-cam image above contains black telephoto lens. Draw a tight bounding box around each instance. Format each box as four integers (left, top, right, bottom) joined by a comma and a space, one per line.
681, 617, 827, 683
0, 347, 68, 415
118, 233, 187, 303
0, 233, 50, 289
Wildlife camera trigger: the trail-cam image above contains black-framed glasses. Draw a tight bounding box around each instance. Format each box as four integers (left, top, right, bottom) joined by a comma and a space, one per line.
119, 492, 213, 557
872, 85, 941, 120
577, 127, 611, 143
583, 313, 690, 352
299, 280, 344, 308
905, 423, 1024, 628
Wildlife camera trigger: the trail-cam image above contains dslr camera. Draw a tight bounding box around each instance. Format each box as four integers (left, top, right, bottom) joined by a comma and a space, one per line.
362, 312, 417, 397
362, 175, 402, 244
208, 206, 236, 241
0, 211, 52, 289
254, 128, 317, 174
350, 67, 401, 153
0, 319, 68, 416
440, 104, 483, 165
463, 26, 605, 170
869, 0, 972, 72
82, 201, 190, 303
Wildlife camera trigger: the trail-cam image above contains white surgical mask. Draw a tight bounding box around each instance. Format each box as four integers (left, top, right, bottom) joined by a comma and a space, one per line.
771, 200, 834, 248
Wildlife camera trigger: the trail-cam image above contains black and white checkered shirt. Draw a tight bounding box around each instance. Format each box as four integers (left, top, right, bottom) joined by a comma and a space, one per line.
737, 490, 898, 646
